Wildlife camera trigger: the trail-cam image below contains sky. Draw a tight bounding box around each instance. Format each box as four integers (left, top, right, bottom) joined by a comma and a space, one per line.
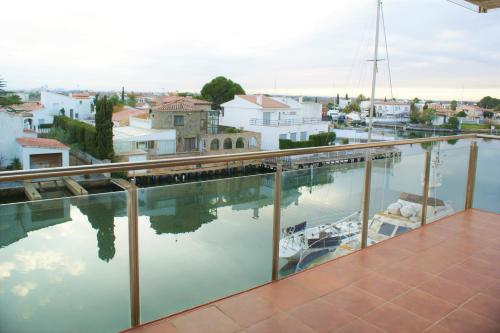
1, 0, 499, 101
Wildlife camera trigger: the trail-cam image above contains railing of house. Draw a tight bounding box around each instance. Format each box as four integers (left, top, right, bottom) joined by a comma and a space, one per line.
0, 133, 498, 330
249, 117, 324, 126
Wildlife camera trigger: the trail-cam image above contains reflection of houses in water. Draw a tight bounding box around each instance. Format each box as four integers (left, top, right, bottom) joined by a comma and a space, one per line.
139, 168, 338, 235
0, 199, 71, 248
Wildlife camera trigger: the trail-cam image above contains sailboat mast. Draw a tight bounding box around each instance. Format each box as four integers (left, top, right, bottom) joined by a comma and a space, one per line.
368, 0, 382, 142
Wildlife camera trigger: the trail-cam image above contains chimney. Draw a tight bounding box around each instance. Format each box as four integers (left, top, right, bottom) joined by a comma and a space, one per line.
256, 94, 263, 105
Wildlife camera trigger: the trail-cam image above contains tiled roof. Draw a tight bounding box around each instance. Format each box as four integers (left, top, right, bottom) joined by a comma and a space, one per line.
237, 95, 290, 109
71, 93, 91, 99
8, 102, 44, 112
153, 97, 210, 112
112, 107, 148, 122
16, 138, 69, 149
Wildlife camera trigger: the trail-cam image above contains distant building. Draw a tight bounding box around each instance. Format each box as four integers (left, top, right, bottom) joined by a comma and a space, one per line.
220, 95, 328, 150
39, 91, 94, 125
373, 101, 410, 118
455, 105, 485, 119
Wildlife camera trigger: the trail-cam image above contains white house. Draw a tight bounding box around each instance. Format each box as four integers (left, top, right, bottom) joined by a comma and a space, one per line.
220, 95, 329, 150
38, 91, 94, 126
373, 101, 410, 117
0, 109, 69, 170
16, 138, 69, 170
113, 114, 176, 162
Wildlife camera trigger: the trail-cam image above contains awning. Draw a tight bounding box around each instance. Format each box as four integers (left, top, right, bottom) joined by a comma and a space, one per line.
464, 0, 500, 12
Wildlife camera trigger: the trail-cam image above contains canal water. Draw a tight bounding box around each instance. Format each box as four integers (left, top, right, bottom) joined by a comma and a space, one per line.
0, 138, 498, 333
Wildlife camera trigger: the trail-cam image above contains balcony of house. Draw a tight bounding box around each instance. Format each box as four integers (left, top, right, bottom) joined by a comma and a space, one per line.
250, 117, 324, 127
0, 134, 499, 333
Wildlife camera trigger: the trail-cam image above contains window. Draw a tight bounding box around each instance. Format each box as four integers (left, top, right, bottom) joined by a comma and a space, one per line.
75, 113, 79, 119
210, 139, 220, 150
290, 132, 297, 142
223, 138, 233, 149
79, 100, 82, 104
300, 131, 307, 141
378, 222, 396, 236
235, 137, 245, 148
174, 115, 184, 126
184, 137, 196, 151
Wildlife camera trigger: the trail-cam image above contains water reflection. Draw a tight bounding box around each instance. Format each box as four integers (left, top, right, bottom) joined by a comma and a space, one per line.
75, 195, 127, 262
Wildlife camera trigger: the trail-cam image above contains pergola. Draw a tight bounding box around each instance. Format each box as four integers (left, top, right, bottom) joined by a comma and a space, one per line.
464, 0, 500, 12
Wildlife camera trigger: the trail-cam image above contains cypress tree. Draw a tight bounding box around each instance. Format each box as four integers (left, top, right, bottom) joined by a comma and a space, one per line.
95, 96, 114, 160
336, 94, 340, 105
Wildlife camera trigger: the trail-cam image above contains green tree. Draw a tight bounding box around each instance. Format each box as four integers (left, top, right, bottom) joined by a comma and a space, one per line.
409, 110, 420, 124
345, 93, 349, 100
201, 76, 245, 109
336, 94, 340, 105
126, 93, 137, 107
447, 116, 459, 129
412, 97, 420, 104
342, 102, 360, 113
423, 102, 429, 110
108, 94, 123, 106
456, 111, 467, 117
0, 77, 22, 106
450, 100, 457, 111
483, 110, 494, 119
95, 96, 114, 159
355, 94, 367, 104
478, 96, 500, 109
421, 108, 436, 125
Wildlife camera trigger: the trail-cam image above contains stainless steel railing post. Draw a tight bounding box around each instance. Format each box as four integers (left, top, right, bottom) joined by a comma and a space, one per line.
421, 149, 432, 226
272, 164, 282, 281
465, 141, 478, 210
128, 183, 140, 327
361, 153, 373, 249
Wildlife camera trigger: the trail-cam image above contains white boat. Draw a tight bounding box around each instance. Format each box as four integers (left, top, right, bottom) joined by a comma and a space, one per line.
365, 192, 454, 246
279, 211, 361, 262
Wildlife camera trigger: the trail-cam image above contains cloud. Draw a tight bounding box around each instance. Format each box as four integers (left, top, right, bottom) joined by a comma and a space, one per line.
0, 251, 86, 283
0, 0, 499, 99
11, 282, 37, 297
0, 262, 16, 279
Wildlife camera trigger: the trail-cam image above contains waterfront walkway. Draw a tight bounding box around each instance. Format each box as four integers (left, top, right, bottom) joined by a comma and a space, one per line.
122, 209, 500, 333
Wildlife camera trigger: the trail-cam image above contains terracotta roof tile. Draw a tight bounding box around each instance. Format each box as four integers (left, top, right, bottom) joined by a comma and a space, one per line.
8, 102, 44, 112
112, 107, 148, 122
16, 138, 69, 149
152, 96, 211, 112
237, 95, 290, 109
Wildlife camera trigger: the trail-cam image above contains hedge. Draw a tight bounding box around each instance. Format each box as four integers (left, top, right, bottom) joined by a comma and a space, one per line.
53, 116, 99, 157
279, 132, 336, 149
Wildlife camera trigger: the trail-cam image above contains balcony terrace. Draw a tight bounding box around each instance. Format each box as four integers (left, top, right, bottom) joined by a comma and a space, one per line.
122, 209, 500, 333
0, 133, 498, 333
249, 117, 324, 127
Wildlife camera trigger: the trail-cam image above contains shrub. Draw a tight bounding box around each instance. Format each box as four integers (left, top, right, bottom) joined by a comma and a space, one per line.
279, 132, 336, 149
53, 116, 99, 157
340, 138, 349, 145
7, 158, 22, 170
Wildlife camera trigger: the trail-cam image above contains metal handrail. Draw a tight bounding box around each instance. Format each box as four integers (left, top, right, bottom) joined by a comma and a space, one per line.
0, 134, 483, 182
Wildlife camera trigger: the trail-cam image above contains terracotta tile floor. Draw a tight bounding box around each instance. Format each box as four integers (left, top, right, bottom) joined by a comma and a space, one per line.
121, 209, 500, 333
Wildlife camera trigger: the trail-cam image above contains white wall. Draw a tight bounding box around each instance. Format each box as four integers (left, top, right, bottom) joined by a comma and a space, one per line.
41, 91, 93, 122
220, 96, 328, 150
18, 146, 69, 170
0, 112, 26, 165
